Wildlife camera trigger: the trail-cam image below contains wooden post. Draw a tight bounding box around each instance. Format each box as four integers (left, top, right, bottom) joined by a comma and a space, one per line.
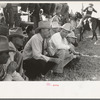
81, 3, 84, 16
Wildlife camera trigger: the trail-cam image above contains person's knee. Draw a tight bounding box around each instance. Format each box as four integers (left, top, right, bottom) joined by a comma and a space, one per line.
56, 49, 66, 59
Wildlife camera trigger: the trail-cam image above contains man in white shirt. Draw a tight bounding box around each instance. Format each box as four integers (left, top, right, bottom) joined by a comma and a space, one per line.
47, 23, 75, 75
23, 21, 61, 80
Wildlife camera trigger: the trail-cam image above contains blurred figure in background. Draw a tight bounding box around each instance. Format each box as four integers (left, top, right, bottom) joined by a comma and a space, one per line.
26, 25, 35, 40
0, 35, 17, 81
50, 22, 61, 36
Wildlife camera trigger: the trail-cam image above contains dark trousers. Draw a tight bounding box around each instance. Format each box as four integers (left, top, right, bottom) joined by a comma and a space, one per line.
23, 58, 56, 80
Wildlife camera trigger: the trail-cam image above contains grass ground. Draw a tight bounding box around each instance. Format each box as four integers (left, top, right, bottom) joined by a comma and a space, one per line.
36, 29, 100, 81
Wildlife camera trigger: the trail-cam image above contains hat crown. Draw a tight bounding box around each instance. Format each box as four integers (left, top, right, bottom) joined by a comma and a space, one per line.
35, 21, 51, 33
38, 21, 51, 29
9, 27, 23, 36
0, 35, 9, 52
61, 23, 72, 31
89, 3, 93, 6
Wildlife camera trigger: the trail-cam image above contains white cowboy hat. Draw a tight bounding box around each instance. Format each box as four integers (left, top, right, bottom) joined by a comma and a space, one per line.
8, 27, 26, 39
0, 35, 15, 52
61, 23, 72, 32
35, 21, 51, 33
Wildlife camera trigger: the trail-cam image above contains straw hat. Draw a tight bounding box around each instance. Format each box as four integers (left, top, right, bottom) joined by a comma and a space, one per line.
51, 22, 61, 28
67, 31, 77, 38
0, 35, 15, 52
61, 23, 72, 32
8, 27, 26, 39
35, 21, 51, 33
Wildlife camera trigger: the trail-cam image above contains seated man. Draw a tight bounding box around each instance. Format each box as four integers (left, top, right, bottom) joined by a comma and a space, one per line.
7, 27, 26, 81
23, 21, 61, 80
0, 35, 17, 81
47, 23, 76, 76
66, 31, 81, 57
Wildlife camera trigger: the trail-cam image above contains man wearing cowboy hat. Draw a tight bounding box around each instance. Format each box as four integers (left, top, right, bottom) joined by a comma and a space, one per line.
8, 27, 25, 50
66, 31, 78, 47
7, 27, 26, 81
0, 35, 18, 81
23, 21, 61, 80
47, 23, 75, 76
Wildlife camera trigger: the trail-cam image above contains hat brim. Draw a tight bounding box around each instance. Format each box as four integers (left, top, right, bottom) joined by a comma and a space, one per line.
35, 27, 51, 33
8, 34, 26, 39
61, 27, 71, 32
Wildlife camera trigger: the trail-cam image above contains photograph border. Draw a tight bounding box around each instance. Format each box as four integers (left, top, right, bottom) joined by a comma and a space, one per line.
0, 0, 100, 99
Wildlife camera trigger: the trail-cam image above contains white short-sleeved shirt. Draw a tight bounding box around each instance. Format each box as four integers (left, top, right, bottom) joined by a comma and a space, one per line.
49, 32, 70, 55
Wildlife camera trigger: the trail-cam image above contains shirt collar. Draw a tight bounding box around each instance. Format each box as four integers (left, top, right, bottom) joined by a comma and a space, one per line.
38, 33, 44, 42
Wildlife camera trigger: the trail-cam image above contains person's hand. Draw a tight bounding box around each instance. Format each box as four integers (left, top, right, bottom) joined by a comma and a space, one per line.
7, 61, 18, 75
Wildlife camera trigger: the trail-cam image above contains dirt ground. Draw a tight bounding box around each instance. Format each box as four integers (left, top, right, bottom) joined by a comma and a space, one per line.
36, 29, 100, 81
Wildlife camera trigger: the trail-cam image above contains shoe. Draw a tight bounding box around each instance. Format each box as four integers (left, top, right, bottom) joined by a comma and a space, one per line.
40, 74, 49, 81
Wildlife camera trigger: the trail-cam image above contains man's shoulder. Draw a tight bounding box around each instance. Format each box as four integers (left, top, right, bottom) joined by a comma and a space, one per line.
29, 33, 39, 41
51, 32, 60, 38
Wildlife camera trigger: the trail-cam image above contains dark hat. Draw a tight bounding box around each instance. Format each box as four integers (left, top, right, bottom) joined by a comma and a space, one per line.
8, 27, 26, 39
0, 35, 15, 52
0, 25, 9, 36
89, 3, 94, 6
